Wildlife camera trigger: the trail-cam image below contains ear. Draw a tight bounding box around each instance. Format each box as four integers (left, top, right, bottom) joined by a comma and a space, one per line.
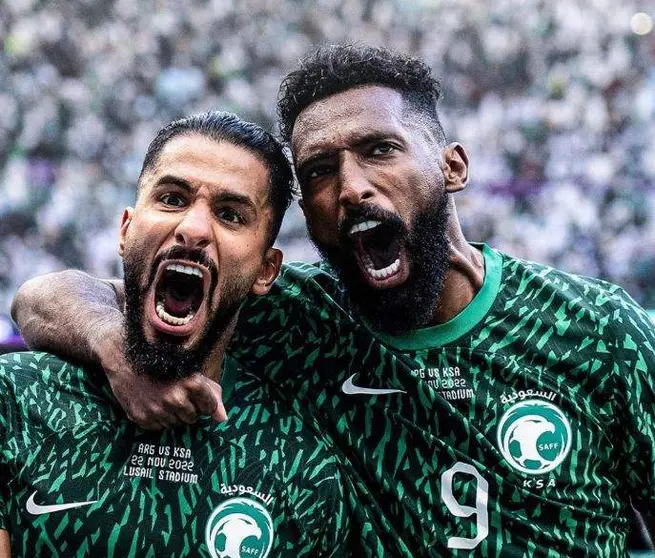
442, 143, 469, 193
251, 247, 283, 296
118, 207, 134, 258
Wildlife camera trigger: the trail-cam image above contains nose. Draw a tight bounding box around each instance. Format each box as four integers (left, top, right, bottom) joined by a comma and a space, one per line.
337, 153, 376, 209
174, 201, 213, 249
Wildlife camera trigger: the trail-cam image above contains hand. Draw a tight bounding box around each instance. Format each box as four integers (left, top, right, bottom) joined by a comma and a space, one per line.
93, 321, 227, 430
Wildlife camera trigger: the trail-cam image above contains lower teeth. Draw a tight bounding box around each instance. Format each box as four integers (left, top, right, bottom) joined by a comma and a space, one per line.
156, 301, 195, 325
363, 256, 400, 280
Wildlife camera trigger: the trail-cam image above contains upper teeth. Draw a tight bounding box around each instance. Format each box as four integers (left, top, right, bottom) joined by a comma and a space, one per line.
165, 264, 203, 278
349, 220, 381, 235
363, 256, 401, 280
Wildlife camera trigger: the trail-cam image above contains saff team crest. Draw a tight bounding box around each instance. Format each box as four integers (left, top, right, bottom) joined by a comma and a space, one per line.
205, 497, 274, 558
497, 399, 572, 475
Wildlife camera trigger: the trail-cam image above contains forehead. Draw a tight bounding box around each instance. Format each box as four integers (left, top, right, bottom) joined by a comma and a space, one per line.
142, 134, 270, 202
291, 85, 409, 160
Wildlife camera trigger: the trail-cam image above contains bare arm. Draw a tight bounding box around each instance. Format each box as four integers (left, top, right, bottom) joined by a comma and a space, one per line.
11, 270, 124, 366
11, 271, 225, 428
0, 529, 10, 558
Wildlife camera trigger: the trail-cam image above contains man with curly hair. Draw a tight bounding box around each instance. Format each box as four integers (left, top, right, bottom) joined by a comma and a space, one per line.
12, 45, 655, 556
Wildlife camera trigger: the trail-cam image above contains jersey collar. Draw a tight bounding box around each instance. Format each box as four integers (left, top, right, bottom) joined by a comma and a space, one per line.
369, 243, 503, 350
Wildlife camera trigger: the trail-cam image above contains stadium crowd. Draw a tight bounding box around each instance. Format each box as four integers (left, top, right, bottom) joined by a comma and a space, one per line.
0, 0, 654, 329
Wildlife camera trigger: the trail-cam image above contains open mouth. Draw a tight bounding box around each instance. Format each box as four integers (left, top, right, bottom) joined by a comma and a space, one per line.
147, 260, 211, 337
348, 219, 409, 288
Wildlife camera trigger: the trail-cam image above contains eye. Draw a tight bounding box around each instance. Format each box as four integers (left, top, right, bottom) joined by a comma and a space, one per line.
160, 192, 186, 207
218, 207, 245, 225
370, 142, 396, 156
305, 164, 334, 181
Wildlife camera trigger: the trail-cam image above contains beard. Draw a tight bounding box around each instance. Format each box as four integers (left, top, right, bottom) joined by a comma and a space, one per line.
312, 192, 451, 334
122, 245, 248, 383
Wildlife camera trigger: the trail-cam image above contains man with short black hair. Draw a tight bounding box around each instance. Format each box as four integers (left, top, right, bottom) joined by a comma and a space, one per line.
1, 111, 351, 557
13, 45, 655, 555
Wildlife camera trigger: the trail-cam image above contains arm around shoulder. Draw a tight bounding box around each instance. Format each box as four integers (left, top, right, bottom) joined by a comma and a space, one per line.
11, 270, 124, 366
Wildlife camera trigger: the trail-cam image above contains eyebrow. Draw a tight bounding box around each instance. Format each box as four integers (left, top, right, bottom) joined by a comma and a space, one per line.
154, 175, 193, 191
297, 131, 402, 171
154, 174, 258, 210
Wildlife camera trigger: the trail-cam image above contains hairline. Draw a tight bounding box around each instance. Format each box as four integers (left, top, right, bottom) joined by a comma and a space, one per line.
289, 83, 446, 147
290, 84, 447, 154
137, 131, 280, 247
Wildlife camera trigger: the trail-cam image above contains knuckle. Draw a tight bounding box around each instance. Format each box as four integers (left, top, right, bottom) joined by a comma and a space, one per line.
146, 405, 163, 419
185, 376, 203, 390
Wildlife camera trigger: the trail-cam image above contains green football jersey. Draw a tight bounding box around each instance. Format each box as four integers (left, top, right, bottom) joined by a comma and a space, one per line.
0, 352, 353, 557
231, 243, 655, 557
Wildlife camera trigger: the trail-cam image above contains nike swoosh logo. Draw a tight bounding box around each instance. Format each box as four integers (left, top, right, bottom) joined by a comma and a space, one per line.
341, 374, 406, 396
26, 491, 98, 515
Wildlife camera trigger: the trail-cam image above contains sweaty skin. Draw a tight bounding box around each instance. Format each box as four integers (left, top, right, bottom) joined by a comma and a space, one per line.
12, 87, 485, 428
291, 85, 484, 325
12, 134, 284, 430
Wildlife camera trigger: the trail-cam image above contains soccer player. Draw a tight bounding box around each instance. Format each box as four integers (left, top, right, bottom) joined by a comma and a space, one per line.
12, 45, 655, 555
1, 111, 352, 557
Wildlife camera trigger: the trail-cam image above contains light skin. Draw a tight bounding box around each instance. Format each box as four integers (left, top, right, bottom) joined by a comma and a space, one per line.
2, 135, 283, 550
11, 134, 282, 430
11, 86, 483, 427
119, 133, 281, 383
292, 85, 484, 324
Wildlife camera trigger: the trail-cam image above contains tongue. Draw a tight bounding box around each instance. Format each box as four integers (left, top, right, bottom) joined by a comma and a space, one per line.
163, 292, 195, 317
362, 237, 400, 269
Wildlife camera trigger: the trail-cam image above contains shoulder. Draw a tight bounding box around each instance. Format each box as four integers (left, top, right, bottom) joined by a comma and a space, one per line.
0, 351, 114, 427
239, 260, 350, 319
494, 249, 655, 373
231, 261, 355, 366
496, 250, 640, 327
0, 351, 75, 388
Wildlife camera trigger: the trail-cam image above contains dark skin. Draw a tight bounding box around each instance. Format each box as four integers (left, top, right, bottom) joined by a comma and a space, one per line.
12, 86, 482, 425
293, 85, 484, 324
10, 86, 655, 550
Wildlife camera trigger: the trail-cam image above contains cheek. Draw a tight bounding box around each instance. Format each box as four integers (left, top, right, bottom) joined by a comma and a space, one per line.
216, 234, 266, 274
397, 171, 439, 212
126, 225, 161, 260
302, 196, 340, 241
213, 253, 261, 302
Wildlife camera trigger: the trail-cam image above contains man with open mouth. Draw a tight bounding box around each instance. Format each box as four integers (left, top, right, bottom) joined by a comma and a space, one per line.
12, 45, 655, 556
0, 111, 353, 557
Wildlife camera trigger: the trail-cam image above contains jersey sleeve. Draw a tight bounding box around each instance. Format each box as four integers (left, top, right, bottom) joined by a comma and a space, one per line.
608, 288, 655, 512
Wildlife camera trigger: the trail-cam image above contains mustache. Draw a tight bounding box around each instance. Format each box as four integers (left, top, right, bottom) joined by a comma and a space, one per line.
338, 204, 408, 243
147, 245, 218, 288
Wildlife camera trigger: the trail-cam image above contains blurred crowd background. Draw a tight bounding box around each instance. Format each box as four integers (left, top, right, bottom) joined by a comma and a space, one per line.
1, 0, 654, 339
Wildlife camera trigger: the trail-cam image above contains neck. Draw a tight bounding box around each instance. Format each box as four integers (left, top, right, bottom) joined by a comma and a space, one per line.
430, 206, 485, 325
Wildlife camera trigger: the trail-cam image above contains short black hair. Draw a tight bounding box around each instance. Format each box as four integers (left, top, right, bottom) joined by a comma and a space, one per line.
138, 111, 294, 246
278, 44, 446, 145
